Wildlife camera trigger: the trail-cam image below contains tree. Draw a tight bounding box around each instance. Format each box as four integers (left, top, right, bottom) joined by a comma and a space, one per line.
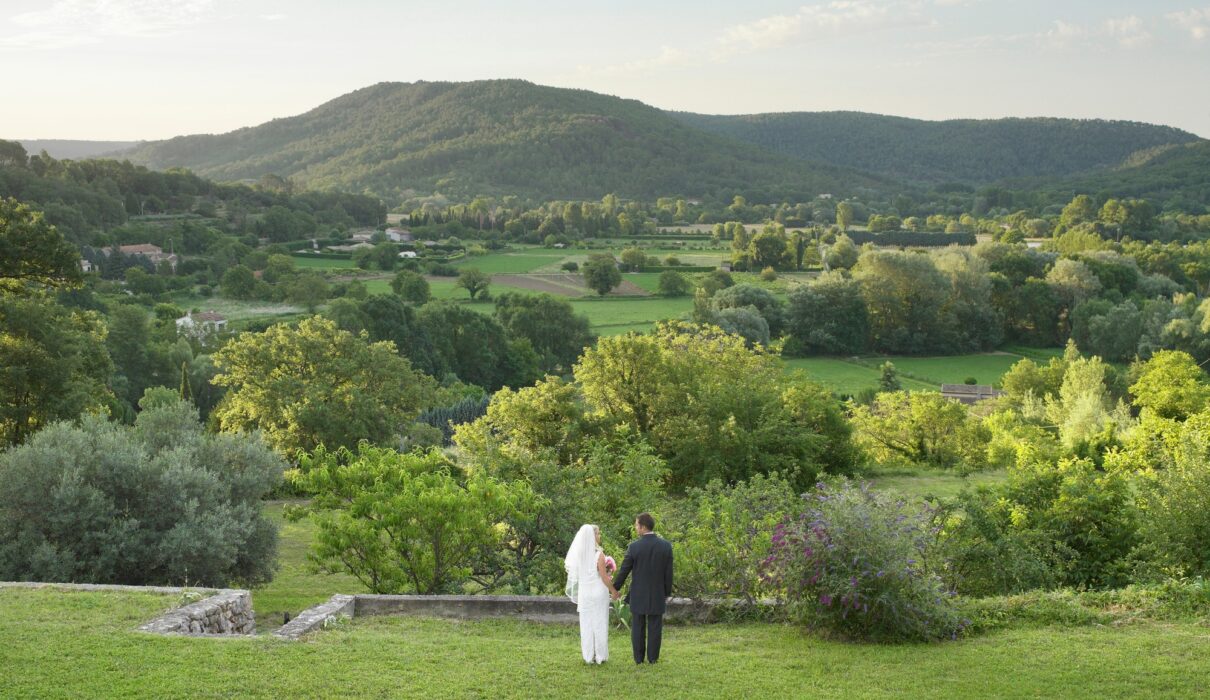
220, 264, 256, 300
836, 201, 854, 231
825, 234, 859, 270
785, 272, 868, 355
851, 391, 989, 469
286, 272, 330, 313
619, 247, 646, 272
853, 250, 953, 354
0, 198, 82, 294
212, 317, 437, 455
0, 294, 112, 446
293, 444, 533, 594
418, 302, 539, 391
358, 294, 443, 377
748, 229, 788, 270
456, 268, 491, 300
575, 321, 854, 489
0, 400, 283, 586
712, 284, 785, 336
582, 254, 621, 296
1059, 195, 1097, 229
493, 293, 593, 373
390, 270, 431, 304
657, 270, 691, 297
1129, 350, 1210, 420
879, 362, 901, 392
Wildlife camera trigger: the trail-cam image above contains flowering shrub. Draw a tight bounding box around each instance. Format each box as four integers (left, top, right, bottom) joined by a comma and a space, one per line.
762, 478, 966, 642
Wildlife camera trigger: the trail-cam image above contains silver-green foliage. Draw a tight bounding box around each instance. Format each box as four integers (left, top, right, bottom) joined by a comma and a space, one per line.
0, 399, 284, 587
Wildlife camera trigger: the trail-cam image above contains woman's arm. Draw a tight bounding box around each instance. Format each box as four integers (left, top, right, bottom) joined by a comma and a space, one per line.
597, 552, 618, 597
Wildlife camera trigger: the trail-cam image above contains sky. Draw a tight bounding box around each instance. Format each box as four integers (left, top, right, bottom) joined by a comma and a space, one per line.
2, 0, 1209, 140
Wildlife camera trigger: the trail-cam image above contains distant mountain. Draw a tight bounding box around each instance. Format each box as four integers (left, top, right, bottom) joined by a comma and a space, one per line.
1015, 140, 1210, 211
672, 111, 1201, 186
18, 139, 140, 160
117, 80, 881, 203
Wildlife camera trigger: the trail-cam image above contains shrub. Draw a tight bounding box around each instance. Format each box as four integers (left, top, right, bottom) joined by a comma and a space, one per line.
390, 270, 431, 304
561, 261, 579, 272
657, 270, 691, 297
0, 400, 284, 587
760, 266, 777, 281
940, 458, 1137, 594
293, 444, 535, 594
659, 474, 799, 608
762, 479, 965, 642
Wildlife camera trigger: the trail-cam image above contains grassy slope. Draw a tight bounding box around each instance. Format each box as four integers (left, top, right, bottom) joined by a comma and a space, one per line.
2, 588, 1208, 699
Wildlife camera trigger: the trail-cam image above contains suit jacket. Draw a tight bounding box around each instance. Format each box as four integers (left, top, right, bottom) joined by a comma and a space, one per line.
612, 533, 673, 615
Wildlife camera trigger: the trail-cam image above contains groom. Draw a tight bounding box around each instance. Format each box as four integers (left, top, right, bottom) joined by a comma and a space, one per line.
611, 512, 673, 664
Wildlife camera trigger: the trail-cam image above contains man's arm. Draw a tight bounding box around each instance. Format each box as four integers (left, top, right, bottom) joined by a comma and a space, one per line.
664, 544, 674, 598
612, 543, 634, 592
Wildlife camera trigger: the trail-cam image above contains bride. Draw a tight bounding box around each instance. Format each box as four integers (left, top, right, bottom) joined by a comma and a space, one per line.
564, 524, 619, 664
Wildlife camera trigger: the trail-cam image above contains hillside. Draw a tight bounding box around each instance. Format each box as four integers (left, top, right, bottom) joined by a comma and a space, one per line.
118, 80, 880, 203
1014, 140, 1210, 211
673, 111, 1201, 185
17, 140, 140, 160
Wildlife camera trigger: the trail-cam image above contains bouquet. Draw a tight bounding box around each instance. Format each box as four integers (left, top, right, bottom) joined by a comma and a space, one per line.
604, 555, 616, 574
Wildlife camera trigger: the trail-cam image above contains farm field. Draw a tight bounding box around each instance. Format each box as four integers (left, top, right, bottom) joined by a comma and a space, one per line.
783, 357, 935, 394
4, 587, 1208, 699
863, 353, 1025, 386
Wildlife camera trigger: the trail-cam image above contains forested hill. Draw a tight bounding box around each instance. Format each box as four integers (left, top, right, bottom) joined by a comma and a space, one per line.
117, 80, 882, 203
673, 111, 1202, 185
1011, 140, 1210, 211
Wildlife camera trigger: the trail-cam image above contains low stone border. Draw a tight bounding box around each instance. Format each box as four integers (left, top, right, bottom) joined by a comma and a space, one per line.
0, 581, 254, 637
139, 589, 255, 636
272, 594, 355, 640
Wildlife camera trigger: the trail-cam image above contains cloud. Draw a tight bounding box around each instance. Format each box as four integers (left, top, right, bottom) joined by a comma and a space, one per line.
577, 46, 693, 77
1167, 7, 1210, 40
1, 0, 216, 50
715, 1, 936, 58
260, 13, 287, 22
1040, 15, 1152, 50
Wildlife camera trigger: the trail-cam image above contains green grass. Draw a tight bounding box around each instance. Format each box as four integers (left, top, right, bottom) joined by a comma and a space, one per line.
782, 358, 935, 395
3, 588, 1208, 699
167, 294, 304, 321
251, 503, 367, 630
569, 297, 694, 333
867, 353, 1025, 387
863, 469, 1009, 501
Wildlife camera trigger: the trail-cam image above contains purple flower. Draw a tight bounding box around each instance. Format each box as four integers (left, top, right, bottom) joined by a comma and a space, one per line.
819, 594, 833, 606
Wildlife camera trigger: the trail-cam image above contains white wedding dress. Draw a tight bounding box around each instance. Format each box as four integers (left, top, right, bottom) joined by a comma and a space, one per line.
565, 525, 610, 664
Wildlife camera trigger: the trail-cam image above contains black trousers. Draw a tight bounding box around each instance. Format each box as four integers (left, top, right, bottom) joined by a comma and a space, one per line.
631, 613, 663, 663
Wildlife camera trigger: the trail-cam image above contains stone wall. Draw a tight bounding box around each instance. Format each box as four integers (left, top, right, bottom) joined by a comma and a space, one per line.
272, 594, 355, 640
139, 589, 255, 636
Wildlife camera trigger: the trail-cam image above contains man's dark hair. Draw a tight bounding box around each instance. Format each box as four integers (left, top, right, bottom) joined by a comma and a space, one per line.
636, 513, 655, 531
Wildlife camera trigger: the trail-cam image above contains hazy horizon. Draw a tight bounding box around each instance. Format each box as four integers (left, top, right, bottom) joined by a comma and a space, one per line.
3, 0, 1209, 141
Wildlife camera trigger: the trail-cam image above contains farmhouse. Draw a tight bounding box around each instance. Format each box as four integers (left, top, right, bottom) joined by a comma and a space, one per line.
176, 311, 228, 340
941, 384, 1004, 405
114, 243, 178, 270
385, 227, 413, 242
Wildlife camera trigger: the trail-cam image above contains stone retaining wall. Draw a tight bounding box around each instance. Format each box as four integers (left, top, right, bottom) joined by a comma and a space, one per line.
139, 589, 255, 636
272, 594, 355, 640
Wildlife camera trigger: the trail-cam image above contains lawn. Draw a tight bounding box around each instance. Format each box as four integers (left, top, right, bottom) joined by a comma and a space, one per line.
782, 358, 935, 395
455, 252, 567, 274
2, 587, 1208, 699
871, 353, 1026, 386
864, 468, 1009, 501
291, 256, 356, 269
251, 502, 367, 630
570, 297, 694, 333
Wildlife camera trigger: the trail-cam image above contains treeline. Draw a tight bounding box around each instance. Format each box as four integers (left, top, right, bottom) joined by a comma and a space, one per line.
0, 140, 385, 246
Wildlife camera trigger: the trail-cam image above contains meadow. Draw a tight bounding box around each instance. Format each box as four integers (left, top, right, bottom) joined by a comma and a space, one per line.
4, 585, 1208, 699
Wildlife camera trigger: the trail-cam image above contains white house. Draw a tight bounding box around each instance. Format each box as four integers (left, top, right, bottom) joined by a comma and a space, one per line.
398, 250, 418, 259
176, 311, 228, 340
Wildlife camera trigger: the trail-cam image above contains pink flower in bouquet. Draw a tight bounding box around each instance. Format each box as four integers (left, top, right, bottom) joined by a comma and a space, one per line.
604, 555, 616, 573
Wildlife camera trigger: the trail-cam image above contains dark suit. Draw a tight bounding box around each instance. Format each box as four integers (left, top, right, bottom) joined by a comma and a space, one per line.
612, 533, 673, 663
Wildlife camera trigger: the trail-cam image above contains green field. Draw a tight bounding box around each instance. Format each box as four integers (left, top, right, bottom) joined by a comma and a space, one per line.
782, 358, 935, 394
569, 297, 694, 333
454, 252, 568, 274
4, 587, 1208, 699
871, 353, 1025, 386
